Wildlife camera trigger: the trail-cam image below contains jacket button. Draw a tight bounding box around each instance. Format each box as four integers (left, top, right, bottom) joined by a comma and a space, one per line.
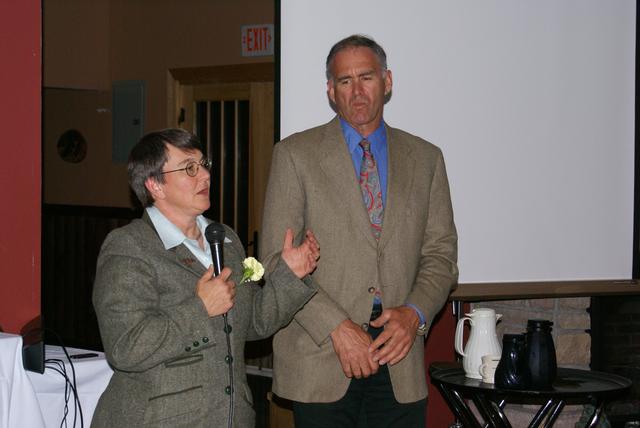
224, 324, 232, 334
361, 323, 369, 331
185, 346, 191, 352
225, 386, 232, 395
225, 355, 233, 364
193, 341, 199, 347
202, 337, 209, 343
368, 287, 375, 294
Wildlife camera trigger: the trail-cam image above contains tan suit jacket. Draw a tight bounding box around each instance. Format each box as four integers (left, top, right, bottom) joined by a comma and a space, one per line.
261, 117, 458, 404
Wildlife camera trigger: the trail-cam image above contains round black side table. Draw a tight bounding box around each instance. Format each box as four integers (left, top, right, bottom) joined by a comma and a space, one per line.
430, 362, 632, 428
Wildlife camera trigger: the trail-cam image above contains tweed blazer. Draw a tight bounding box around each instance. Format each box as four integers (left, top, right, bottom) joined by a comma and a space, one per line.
91, 213, 316, 427
261, 117, 458, 404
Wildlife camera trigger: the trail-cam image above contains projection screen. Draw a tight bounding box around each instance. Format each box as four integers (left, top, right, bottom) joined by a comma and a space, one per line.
279, 0, 636, 284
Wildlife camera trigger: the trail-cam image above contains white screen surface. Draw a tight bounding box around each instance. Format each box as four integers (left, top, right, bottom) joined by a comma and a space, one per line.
280, 1, 636, 283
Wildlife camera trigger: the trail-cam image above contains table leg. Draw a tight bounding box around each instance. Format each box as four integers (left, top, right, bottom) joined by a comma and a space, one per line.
529, 399, 557, 428
482, 399, 506, 428
451, 390, 484, 428
543, 400, 565, 428
434, 382, 483, 428
586, 401, 605, 428
472, 394, 511, 428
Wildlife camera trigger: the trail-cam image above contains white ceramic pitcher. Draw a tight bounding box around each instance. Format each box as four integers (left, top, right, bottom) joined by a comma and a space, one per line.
454, 308, 502, 379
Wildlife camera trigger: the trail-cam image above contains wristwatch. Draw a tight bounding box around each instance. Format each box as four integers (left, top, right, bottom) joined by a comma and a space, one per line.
405, 303, 428, 336
416, 322, 428, 336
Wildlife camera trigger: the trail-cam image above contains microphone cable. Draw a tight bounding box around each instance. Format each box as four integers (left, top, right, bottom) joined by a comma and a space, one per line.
45, 358, 83, 428
223, 313, 234, 428
43, 329, 83, 428
205, 221, 234, 428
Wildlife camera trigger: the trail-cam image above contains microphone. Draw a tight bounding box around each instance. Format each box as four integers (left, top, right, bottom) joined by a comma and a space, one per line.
204, 221, 234, 428
205, 222, 225, 276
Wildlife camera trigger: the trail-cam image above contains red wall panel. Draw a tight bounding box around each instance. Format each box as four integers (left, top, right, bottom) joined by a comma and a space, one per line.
0, 0, 41, 334
425, 303, 456, 427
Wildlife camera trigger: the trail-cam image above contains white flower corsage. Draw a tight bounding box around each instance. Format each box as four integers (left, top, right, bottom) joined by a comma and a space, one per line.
240, 257, 264, 284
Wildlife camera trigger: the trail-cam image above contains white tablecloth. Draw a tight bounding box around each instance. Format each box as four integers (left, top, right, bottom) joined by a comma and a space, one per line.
27, 345, 113, 428
0, 332, 113, 428
0, 333, 45, 428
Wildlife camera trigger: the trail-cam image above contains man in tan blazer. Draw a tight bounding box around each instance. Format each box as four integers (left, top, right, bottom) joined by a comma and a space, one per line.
261, 35, 458, 427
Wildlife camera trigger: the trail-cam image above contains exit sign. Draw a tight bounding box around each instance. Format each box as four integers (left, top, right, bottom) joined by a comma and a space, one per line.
241, 24, 274, 57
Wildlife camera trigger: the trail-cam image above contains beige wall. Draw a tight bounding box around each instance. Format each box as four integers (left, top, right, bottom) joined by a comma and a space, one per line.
44, 0, 110, 90
44, 0, 274, 207
43, 88, 132, 206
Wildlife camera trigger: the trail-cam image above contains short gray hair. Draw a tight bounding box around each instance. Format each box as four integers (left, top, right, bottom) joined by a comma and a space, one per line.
325, 34, 388, 81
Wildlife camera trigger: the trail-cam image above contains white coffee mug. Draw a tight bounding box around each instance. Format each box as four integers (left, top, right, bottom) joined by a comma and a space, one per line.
479, 354, 501, 384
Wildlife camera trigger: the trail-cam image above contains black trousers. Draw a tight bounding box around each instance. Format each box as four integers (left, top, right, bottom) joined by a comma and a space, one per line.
292, 327, 426, 428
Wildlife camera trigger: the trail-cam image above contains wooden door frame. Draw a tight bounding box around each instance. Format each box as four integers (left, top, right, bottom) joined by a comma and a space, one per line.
167, 63, 274, 128
167, 63, 275, 256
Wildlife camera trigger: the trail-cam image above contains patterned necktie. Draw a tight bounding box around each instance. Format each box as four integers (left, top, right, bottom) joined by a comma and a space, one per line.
359, 139, 384, 240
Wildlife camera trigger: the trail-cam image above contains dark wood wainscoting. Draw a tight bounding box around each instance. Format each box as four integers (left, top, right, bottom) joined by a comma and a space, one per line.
42, 204, 141, 351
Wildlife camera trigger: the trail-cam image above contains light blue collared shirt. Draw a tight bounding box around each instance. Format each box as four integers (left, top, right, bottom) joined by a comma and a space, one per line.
146, 206, 217, 270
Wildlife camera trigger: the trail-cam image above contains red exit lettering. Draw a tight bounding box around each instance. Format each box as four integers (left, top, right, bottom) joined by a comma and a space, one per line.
242, 25, 272, 55
247, 27, 265, 51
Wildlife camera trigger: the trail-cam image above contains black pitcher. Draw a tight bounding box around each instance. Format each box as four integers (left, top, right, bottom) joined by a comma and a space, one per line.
495, 333, 530, 389
525, 319, 557, 390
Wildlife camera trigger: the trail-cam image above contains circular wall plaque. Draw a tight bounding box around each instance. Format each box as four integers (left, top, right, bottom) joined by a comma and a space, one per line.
57, 129, 87, 163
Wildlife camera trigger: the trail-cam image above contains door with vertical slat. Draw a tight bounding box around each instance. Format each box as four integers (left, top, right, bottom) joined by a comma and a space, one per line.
172, 78, 274, 258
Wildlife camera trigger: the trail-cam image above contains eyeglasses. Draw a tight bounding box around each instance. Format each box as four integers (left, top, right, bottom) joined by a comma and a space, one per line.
161, 158, 212, 177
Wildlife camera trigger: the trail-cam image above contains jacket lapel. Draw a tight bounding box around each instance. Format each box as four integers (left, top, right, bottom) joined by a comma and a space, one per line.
141, 212, 208, 277
319, 118, 379, 249
378, 126, 415, 251
173, 245, 208, 277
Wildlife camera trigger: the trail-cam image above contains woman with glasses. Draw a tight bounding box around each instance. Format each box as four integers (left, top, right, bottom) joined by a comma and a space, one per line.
91, 128, 319, 428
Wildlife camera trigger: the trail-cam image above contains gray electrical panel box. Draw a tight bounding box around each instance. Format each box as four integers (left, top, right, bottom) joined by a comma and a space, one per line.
112, 80, 145, 163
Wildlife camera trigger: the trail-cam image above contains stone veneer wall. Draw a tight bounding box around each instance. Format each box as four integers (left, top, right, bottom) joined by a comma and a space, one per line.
472, 297, 591, 427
